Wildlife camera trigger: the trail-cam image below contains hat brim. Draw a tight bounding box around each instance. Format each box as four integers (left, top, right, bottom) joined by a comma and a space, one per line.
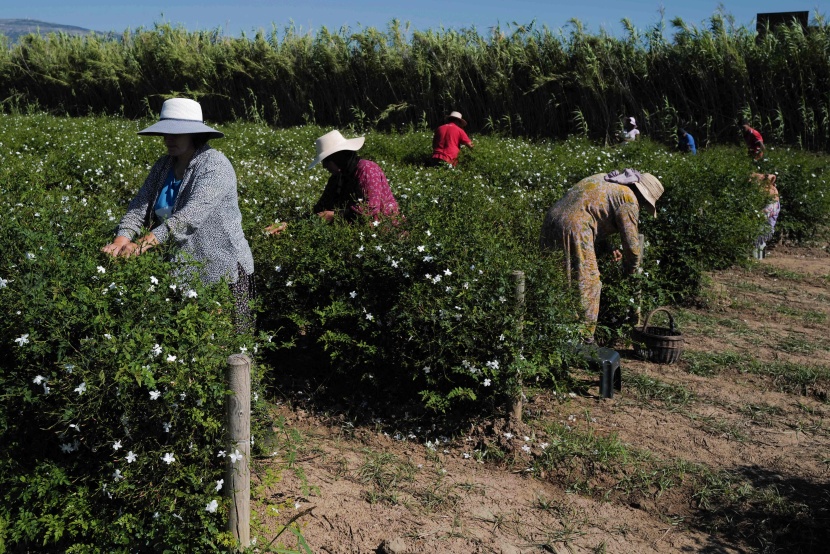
308, 137, 365, 169
632, 173, 664, 217
138, 119, 224, 139
446, 116, 468, 128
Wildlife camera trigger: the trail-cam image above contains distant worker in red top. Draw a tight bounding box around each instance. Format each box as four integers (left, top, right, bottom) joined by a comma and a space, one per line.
741, 121, 765, 160
427, 111, 473, 167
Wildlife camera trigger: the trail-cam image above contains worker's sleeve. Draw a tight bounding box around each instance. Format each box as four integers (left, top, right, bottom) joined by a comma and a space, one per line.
616, 203, 641, 274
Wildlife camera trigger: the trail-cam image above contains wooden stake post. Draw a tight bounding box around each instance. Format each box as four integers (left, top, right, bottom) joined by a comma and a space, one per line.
226, 354, 251, 550
510, 270, 526, 424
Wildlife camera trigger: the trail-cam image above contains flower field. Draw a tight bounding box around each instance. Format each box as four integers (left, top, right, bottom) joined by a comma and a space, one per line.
0, 113, 828, 551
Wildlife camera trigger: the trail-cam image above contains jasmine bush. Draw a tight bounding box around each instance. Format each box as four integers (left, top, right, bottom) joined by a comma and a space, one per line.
0, 113, 827, 550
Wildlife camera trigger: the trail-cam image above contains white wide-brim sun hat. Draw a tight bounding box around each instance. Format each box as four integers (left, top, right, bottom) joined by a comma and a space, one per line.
138, 98, 224, 139
308, 130, 365, 169
446, 110, 468, 127
632, 173, 664, 217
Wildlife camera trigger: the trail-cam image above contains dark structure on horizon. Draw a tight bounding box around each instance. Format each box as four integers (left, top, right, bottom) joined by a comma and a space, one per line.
756, 11, 809, 36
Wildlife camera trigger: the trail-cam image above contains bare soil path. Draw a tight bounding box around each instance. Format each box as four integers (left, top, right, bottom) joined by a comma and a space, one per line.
254, 244, 830, 554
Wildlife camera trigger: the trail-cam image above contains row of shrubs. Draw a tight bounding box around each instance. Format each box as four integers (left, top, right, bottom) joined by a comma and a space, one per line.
1, 113, 828, 551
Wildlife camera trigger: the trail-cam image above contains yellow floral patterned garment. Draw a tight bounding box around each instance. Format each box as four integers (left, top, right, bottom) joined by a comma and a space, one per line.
540, 173, 642, 336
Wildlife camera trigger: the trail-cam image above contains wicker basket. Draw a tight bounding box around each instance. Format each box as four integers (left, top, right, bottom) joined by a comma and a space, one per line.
631, 308, 684, 364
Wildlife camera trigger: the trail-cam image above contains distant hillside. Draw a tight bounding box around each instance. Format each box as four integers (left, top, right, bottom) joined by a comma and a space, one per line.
0, 19, 99, 43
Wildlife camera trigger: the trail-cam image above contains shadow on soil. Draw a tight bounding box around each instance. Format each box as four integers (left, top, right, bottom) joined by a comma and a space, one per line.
692, 465, 830, 554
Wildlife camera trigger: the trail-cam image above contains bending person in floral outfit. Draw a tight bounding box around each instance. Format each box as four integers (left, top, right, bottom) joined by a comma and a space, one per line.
540, 170, 664, 342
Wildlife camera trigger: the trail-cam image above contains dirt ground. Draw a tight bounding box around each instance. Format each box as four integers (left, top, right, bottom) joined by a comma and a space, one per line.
253, 243, 830, 554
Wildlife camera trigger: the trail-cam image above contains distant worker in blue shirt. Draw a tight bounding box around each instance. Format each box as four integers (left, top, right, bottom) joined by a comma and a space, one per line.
677, 128, 696, 154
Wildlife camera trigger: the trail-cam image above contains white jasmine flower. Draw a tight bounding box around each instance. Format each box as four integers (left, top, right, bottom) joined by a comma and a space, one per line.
169, 283, 177, 291
96, 266, 106, 274
417, 245, 425, 252
215, 479, 224, 492
163, 422, 171, 432
365, 313, 374, 321
294, 501, 301, 510
26, 252, 36, 260
205, 499, 218, 513
149, 390, 161, 400
150, 275, 159, 285
14, 334, 30, 346
423, 255, 434, 262
33, 375, 46, 385
126, 451, 137, 463
540, 442, 549, 450
104, 333, 112, 340
113, 440, 122, 451
229, 449, 243, 464
504, 432, 514, 439
521, 444, 531, 453
74, 382, 87, 395
443, 268, 452, 276
161, 452, 175, 465
185, 289, 198, 299
274, 265, 282, 272
0, 277, 9, 288
483, 379, 491, 387
113, 469, 123, 481
285, 280, 293, 287
217, 450, 226, 458
423, 366, 431, 374
151, 344, 162, 357
166, 354, 177, 363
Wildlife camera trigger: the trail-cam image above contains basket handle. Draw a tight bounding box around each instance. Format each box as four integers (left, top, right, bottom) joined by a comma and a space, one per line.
641, 307, 676, 333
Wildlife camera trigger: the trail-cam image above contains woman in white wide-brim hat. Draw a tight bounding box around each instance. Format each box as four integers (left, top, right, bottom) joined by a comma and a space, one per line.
622, 116, 640, 142
540, 169, 663, 342
265, 130, 400, 235
427, 110, 474, 167
102, 97, 255, 331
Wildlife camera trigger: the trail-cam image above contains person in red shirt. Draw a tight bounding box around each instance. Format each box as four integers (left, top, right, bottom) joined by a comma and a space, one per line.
741, 122, 765, 160
428, 111, 474, 167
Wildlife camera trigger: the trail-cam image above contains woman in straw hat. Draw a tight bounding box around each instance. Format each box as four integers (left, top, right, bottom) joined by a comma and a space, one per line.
265, 130, 399, 235
540, 170, 664, 342
102, 97, 255, 331
427, 111, 474, 167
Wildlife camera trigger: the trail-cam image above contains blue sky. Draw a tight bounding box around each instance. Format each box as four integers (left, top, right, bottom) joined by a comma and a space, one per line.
7, 1, 823, 37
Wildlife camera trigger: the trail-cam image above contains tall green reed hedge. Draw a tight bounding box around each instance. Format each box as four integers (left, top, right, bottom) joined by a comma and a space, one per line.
1, 13, 829, 149
0, 113, 828, 550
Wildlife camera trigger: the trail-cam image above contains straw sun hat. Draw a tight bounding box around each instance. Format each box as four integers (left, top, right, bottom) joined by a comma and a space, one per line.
308, 130, 366, 169
446, 111, 468, 127
138, 98, 224, 139
632, 173, 664, 217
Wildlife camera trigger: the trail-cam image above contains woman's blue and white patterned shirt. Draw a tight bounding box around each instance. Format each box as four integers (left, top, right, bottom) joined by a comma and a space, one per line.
116, 144, 254, 284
